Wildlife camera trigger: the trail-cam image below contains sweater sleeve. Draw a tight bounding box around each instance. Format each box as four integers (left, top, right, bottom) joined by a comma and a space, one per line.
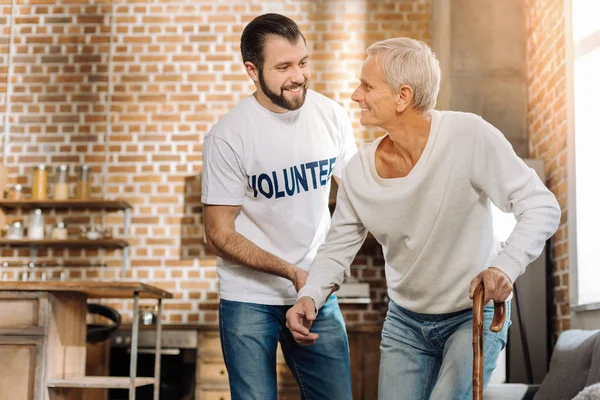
470, 117, 561, 282
332, 110, 358, 179
297, 180, 368, 310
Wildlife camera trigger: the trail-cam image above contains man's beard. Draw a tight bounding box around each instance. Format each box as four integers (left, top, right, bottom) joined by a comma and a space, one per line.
258, 71, 308, 111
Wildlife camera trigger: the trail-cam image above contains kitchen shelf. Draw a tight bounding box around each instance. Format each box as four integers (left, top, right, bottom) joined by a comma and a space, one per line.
0, 199, 131, 210
0, 238, 129, 249
47, 376, 155, 389
1, 261, 107, 268
0, 197, 132, 273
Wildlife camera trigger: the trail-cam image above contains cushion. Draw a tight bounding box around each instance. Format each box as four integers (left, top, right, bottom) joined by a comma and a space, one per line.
534, 330, 600, 400
586, 332, 600, 386
485, 383, 539, 400
572, 383, 600, 400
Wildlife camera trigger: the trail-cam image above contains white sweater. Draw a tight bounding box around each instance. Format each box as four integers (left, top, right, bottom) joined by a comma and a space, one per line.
298, 110, 561, 314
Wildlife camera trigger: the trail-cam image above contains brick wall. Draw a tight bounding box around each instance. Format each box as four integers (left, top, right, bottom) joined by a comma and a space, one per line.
0, 2, 11, 150
524, 0, 569, 337
0, 0, 431, 325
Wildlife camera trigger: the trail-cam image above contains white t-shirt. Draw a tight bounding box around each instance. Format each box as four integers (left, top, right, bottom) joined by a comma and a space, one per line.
299, 110, 561, 314
201, 90, 357, 305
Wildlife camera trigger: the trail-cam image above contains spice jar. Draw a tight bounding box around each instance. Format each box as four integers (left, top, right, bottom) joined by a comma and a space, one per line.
75, 165, 92, 199
32, 164, 49, 200
50, 221, 67, 240
6, 221, 24, 239
53, 165, 69, 200
27, 209, 44, 239
7, 184, 23, 200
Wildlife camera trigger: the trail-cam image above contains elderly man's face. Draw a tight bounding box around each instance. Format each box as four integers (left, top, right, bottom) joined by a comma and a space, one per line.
351, 56, 397, 127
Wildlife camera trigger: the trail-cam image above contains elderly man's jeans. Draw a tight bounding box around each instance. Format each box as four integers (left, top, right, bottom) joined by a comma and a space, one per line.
378, 299, 511, 400
219, 295, 352, 400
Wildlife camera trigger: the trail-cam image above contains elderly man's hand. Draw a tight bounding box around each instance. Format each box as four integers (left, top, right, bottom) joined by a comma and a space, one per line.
469, 267, 513, 304
285, 296, 319, 345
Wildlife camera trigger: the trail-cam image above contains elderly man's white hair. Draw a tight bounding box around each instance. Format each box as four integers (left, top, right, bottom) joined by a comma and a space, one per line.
366, 37, 441, 113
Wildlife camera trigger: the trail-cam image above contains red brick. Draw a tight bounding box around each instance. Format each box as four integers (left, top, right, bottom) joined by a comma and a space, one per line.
525, 0, 569, 337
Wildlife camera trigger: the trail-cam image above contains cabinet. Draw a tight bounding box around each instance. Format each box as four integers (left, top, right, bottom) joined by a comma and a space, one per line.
195, 325, 382, 400
0, 292, 46, 400
348, 325, 383, 400
0, 199, 132, 272
0, 336, 44, 400
0, 281, 172, 400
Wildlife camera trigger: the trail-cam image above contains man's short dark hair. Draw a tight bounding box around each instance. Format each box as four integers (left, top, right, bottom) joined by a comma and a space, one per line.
240, 13, 306, 72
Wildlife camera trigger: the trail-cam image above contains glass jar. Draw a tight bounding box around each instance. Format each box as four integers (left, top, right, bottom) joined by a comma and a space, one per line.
76, 165, 92, 199
27, 208, 44, 239
32, 164, 49, 200
7, 184, 23, 200
50, 221, 67, 240
6, 221, 24, 239
53, 164, 69, 200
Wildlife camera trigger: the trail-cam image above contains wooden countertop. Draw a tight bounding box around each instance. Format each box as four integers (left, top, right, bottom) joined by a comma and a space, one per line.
0, 281, 172, 299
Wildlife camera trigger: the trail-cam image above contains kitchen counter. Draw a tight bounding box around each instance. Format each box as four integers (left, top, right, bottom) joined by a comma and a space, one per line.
0, 280, 172, 299
0, 281, 171, 400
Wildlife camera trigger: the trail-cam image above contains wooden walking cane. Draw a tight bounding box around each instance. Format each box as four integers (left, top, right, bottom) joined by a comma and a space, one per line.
472, 282, 507, 400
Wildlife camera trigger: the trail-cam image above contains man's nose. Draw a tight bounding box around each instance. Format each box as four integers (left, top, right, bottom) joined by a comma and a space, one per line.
351, 87, 362, 102
290, 67, 305, 84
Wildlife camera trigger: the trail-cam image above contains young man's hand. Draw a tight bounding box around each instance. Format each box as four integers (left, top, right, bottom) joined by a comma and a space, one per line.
286, 296, 319, 345
289, 266, 308, 293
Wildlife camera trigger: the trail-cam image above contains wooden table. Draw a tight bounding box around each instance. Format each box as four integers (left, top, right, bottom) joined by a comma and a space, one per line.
0, 281, 172, 400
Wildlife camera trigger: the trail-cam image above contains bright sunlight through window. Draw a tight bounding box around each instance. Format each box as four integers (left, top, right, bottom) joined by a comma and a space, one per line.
572, 0, 600, 305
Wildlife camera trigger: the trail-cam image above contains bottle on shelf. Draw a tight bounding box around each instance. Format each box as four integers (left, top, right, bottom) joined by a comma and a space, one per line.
75, 165, 92, 199
6, 184, 23, 200
50, 221, 67, 240
32, 164, 49, 200
27, 208, 44, 239
5, 220, 24, 239
53, 164, 69, 200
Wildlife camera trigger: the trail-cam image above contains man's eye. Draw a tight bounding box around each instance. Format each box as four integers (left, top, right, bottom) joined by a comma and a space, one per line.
299, 61, 307, 67
278, 66, 288, 71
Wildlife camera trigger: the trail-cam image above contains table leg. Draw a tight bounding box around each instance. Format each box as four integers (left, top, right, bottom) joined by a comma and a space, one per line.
153, 299, 163, 400
129, 291, 139, 400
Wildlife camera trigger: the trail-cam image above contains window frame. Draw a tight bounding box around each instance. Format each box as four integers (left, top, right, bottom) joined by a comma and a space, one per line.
566, 0, 600, 311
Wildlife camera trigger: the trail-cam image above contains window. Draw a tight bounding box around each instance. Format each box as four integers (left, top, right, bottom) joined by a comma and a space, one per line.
569, 0, 600, 306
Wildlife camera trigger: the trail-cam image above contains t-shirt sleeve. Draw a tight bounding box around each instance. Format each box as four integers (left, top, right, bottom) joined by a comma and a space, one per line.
201, 135, 246, 205
332, 110, 358, 179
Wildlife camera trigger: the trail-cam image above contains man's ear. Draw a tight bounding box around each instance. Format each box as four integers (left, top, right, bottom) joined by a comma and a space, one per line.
245, 61, 259, 82
396, 85, 414, 113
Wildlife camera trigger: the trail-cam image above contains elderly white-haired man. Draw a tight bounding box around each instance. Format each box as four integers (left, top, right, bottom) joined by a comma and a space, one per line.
285, 37, 561, 399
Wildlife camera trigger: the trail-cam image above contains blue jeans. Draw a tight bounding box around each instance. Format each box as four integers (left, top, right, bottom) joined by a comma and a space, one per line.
219, 296, 352, 400
378, 300, 511, 400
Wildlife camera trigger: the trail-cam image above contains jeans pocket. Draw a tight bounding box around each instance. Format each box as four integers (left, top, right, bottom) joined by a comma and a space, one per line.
481, 305, 510, 352
496, 332, 508, 351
